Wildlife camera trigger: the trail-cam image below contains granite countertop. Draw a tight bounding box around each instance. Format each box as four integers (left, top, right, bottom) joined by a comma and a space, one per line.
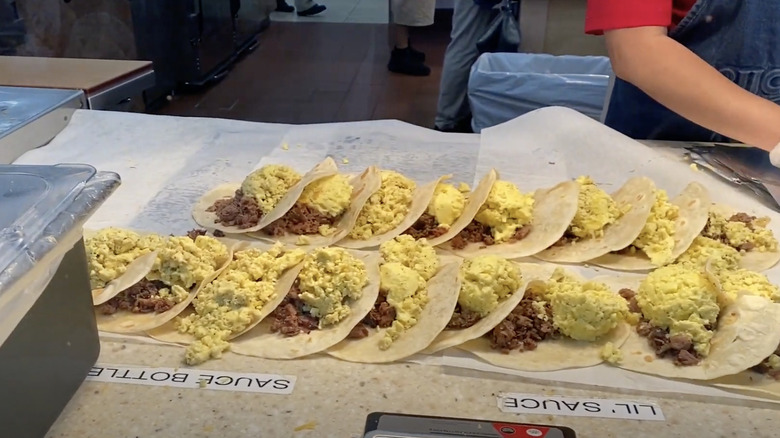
16, 110, 780, 438
46, 341, 779, 437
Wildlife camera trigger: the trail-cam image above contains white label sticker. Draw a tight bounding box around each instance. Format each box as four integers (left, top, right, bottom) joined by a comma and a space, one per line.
497, 393, 665, 421
86, 364, 296, 395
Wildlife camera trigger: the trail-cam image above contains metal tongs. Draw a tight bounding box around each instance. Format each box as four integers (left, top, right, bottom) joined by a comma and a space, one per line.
686, 144, 780, 211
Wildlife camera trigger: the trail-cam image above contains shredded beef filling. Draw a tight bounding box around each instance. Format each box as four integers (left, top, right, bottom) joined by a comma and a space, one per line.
705, 212, 758, 252
207, 189, 263, 229
487, 296, 558, 353
404, 213, 449, 240
450, 220, 532, 250
263, 202, 338, 236
619, 288, 701, 366
185, 228, 226, 239
99, 279, 174, 315
552, 232, 578, 247
347, 291, 396, 339
270, 282, 320, 337
446, 304, 483, 330
752, 343, 780, 380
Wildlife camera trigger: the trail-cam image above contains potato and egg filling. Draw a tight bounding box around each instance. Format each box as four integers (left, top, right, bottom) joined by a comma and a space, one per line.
349, 170, 416, 240
404, 182, 467, 240
269, 247, 369, 336
674, 236, 741, 271
349, 236, 438, 348
264, 174, 353, 237
568, 176, 623, 240
86, 228, 164, 289
619, 190, 679, 265
178, 243, 305, 365
209, 165, 302, 228
447, 255, 521, 329
451, 180, 534, 248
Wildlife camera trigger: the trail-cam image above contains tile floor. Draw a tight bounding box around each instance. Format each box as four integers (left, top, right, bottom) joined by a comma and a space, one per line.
156, 10, 454, 129
271, 0, 389, 24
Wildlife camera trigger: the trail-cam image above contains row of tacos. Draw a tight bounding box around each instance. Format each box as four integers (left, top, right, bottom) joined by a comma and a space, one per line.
86, 227, 780, 399
190, 158, 780, 272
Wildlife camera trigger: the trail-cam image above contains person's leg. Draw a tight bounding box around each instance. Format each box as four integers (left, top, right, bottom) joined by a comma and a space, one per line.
435, 0, 495, 131
276, 0, 294, 13
388, 0, 435, 76
294, 0, 326, 16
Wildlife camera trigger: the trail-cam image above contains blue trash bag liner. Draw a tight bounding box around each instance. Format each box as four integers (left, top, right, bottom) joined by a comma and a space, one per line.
468, 52, 613, 132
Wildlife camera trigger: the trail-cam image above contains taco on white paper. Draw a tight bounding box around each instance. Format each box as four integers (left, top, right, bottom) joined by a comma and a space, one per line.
697, 204, 780, 271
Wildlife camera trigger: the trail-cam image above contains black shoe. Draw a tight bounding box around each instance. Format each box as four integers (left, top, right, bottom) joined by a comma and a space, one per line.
388, 48, 430, 76
297, 4, 326, 16
434, 119, 474, 133
408, 42, 425, 62
275, 0, 294, 12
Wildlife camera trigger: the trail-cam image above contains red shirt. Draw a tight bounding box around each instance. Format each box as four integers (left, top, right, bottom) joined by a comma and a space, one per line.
585, 0, 697, 35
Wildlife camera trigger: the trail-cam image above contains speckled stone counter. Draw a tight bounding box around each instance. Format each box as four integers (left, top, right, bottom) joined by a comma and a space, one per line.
45, 341, 780, 438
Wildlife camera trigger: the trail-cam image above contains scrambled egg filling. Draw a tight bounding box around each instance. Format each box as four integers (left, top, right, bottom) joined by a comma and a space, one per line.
349, 170, 416, 239
631, 190, 679, 265
474, 180, 535, 243
86, 228, 164, 289
637, 265, 720, 356
379, 262, 429, 350
457, 255, 521, 317
675, 236, 741, 271
178, 243, 305, 365
427, 182, 466, 228
545, 271, 629, 342
240, 164, 302, 214
703, 211, 778, 253
147, 236, 229, 302
379, 235, 439, 281
600, 342, 623, 364
717, 269, 780, 308
298, 248, 368, 326
298, 174, 353, 217
569, 176, 622, 239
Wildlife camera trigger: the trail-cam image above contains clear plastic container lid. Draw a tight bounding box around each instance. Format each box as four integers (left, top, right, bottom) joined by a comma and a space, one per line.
0, 164, 97, 275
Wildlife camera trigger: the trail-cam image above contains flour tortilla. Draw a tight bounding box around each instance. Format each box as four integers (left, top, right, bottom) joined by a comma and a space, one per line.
599, 276, 780, 380
709, 204, 780, 272
337, 175, 444, 249
192, 157, 339, 233
591, 182, 711, 270
245, 167, 382, 248
327, 260, 462, 363
95, 242, 234, 334
457, 271, 632, 371
711, 371, 780, 401
229, 251, 381, 359
92, 251, 159, 306
440, 180, 579, 259
426, 169, 498, 247
423, 262, 556, 354
147, 261, 305, 345
535, 176, 656, 263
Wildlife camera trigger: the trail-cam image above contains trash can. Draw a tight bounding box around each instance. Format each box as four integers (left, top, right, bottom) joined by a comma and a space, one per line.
468, 52, 613, 132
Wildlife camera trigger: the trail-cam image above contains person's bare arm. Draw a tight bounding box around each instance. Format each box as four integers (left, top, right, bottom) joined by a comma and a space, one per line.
605, 26, 780, 152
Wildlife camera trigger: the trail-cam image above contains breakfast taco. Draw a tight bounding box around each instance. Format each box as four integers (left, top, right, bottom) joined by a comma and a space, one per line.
95, 234, 232, 334
147, 242, 306, 365
603, 265, 780, 380
248, 167, 382, 247
85, 227, 163, 305
438, 175, 580, 259
229, 248, 380, 359
423, 257, 554, 354
698, 204, 780, 271
458, 268, 632, 371
337, 170, 442, 249
192, 157, 339, 234
591, 182, 711, 270
402, 170, 497, 247
535, 176, 656, 263
327, 236, 462, 363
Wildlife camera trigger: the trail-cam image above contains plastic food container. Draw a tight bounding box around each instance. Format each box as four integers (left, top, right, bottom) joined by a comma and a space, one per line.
0, 163, 120, 437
